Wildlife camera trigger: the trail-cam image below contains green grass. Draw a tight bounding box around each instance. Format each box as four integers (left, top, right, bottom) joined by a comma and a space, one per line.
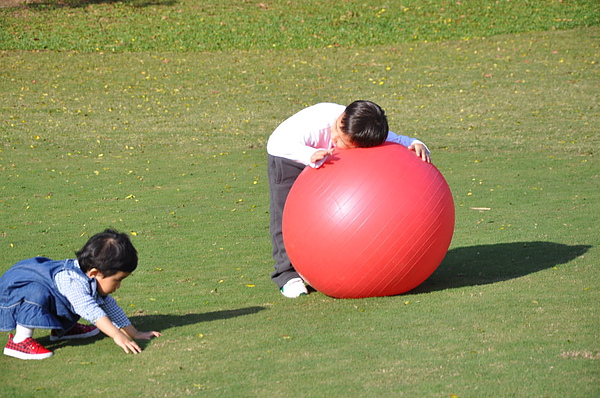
0, 0, 599, 52
0, 0, 599, 397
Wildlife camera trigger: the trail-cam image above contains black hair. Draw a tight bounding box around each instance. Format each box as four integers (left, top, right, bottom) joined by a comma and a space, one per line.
76, 229, 138, 276
340, 100, 389, 148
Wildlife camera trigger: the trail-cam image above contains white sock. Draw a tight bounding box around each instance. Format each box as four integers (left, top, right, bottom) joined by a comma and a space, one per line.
13, 324, 34, 343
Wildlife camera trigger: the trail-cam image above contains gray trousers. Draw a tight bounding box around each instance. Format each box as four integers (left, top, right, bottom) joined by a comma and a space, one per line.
268, 154, 306, 288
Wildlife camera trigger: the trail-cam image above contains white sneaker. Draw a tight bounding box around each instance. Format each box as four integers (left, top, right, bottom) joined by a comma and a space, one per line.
280, 278, 308, 298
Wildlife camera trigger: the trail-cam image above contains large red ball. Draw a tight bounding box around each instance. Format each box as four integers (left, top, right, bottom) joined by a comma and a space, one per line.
282, 143, 454, 298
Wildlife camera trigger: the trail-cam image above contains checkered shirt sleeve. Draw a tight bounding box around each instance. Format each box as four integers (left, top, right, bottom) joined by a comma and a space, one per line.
54, 269, 131, 329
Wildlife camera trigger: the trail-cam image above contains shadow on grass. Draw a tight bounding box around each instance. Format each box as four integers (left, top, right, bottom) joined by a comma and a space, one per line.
42, 331, 102, 350
128, 306, 268, 332
414, 241, 591, 293
40, 307, 266, 349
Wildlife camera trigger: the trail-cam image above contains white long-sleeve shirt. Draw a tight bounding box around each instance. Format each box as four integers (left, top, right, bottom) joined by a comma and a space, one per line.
266, 103, 427, 168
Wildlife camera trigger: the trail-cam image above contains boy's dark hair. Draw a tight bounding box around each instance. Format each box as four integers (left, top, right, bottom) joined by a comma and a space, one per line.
76, 229, 138, 276
340, 100, 389, 148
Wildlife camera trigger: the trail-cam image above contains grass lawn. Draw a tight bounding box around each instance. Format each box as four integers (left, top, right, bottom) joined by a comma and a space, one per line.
0, 1, 598, 397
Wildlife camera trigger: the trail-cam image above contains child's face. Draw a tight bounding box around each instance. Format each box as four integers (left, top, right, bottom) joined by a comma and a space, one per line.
94, 271, 131, 296
331, 113, 357, 149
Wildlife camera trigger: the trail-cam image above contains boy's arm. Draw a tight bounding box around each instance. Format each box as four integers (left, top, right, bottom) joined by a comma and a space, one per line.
268, 131, 330, 168
408, 142, 431, 163
386, 131, 431, 163
310, 149, 333, 164
267, 103, 345, 168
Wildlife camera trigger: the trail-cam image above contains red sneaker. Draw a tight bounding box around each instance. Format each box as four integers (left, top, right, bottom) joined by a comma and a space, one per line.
50, 323, 99, 341
4, 334, 53, 360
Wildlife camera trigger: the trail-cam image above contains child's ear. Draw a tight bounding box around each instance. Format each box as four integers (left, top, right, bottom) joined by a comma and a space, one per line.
87, 268, 100, 278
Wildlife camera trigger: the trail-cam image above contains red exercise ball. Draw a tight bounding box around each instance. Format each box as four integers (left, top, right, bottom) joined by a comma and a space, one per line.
282, 143, 455, 298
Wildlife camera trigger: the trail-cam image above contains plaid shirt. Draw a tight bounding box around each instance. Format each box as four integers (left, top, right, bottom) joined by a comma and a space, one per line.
54, 260, 130, 329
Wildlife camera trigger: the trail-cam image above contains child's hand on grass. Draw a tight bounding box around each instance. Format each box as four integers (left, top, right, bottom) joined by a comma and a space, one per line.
113, 332, 143, 354
96, 317, 144, 354
114, 330, 161, 354
408, 143, 431, 163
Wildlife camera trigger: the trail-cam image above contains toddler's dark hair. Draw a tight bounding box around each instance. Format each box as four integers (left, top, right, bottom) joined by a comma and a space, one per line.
76, 229, 138, 276
340, 100, 389, 148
